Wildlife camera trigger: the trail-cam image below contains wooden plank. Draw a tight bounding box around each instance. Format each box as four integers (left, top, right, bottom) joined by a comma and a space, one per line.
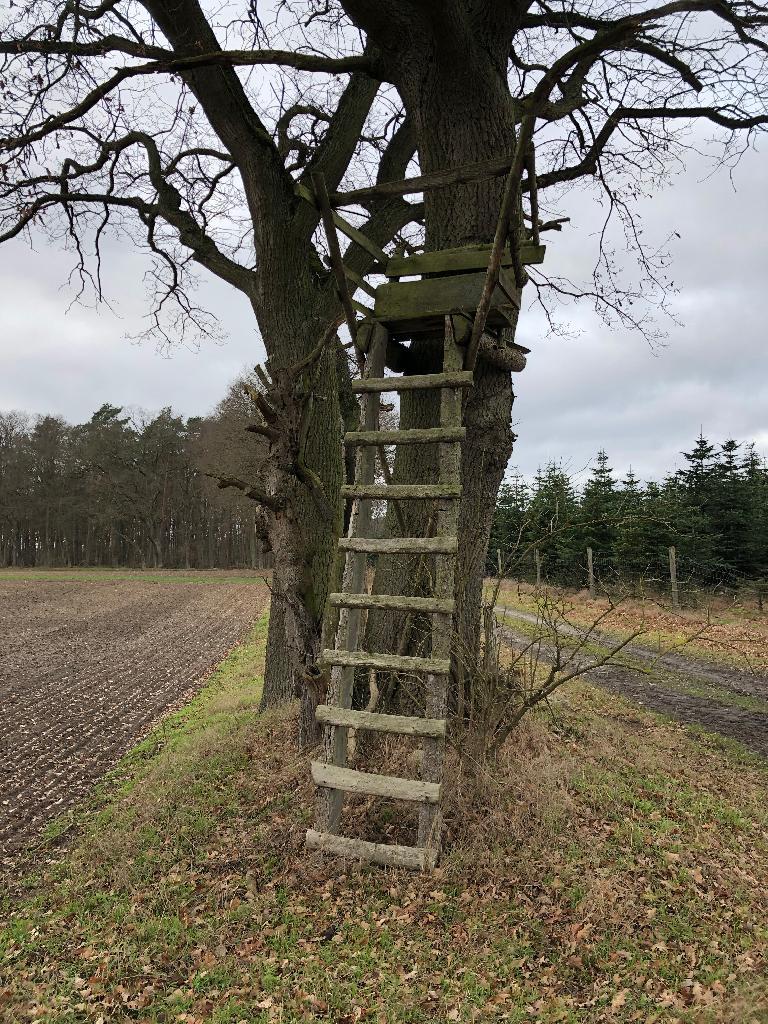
305, 829, 437, 870
332, 212, 389, 264
311, 762, 441, 803
322, 649, 451, 675
295, 182, 389, 264
338, 536, 458, 555
351, 371, 474, 394
317, 325, 388, 837
341, 483, 461, 499
374, 273, 518, 331
315, 705, 447, 738
420, 315, 463, 852
343, 263, 378, 299
496, 266, 522, 308
312, 172, 359, 349
328, 153, 515, 207
384, 243, 546, 277
344, 427, 466, 447
328, 593, 455, 615
350, 298, 373, 316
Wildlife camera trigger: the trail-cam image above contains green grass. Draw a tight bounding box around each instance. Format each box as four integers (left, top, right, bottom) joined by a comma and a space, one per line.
2, 614, 767, 1022
0, 568, 266, 585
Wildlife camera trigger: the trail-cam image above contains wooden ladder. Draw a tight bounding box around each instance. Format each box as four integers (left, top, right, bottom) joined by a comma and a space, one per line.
306, 316, 471, 870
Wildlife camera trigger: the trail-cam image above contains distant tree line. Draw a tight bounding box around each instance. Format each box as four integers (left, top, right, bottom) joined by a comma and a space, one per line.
491, 436, 768, 589
0, 383, 272, 570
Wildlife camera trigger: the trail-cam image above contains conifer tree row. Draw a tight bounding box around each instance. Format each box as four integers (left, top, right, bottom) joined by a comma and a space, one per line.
491, 436, 768, 588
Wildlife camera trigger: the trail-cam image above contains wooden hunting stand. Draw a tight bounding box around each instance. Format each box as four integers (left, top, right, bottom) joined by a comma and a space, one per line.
300, 174, 546, 870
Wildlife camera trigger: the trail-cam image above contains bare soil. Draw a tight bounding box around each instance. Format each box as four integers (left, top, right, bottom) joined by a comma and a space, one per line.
498, 604, 768, 758
0, 573, 268, 866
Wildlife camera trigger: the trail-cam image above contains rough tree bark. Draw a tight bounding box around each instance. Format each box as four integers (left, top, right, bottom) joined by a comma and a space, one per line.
347, 6, 525, 684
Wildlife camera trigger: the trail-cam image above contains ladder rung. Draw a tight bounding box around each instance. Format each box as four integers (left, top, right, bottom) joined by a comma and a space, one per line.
322, 649, 451, 675
329, 592, 454, 615
351, 371, 474, 394
311, 762, 441, 803
342, 484, 461, 500
339, 536, 457, 555
305, 829, 437, 870
344, 427, 466, 447
316, 704, 447, 738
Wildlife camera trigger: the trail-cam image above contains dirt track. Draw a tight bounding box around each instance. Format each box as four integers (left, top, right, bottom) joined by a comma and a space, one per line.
498, 604, 768, 758
0, 575, 268, 865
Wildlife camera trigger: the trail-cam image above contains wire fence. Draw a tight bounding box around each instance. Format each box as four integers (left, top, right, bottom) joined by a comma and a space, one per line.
496, 545, 768, 611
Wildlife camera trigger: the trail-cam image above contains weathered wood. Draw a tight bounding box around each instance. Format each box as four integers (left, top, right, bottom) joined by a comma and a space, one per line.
328, 153, 516, 208
305, 829, 438, 870
344, 427, 466, 447
496, 266, 522, 307
354, 321, 375, 354
311, 172, 359, 349
295, 181, 389, 264
343, 263, 378, 298
383, 242, 545, 277
374, 273, 518, 332
351, 371, 474, 393
316, 324, 388, 836
669, 545, 680, 610
329, 592, 455, 614
350, 297, 373, 316
342, 483, 461, 500
331, 212, 389, 264
419, 316, 464, 852
322, 649, 451, 675
311, 762, 441, 803
338, 536, 458, 555
315, 705, 447, 738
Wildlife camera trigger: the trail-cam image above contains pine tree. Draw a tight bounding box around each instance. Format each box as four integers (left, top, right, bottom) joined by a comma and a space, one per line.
742, 444, 768, 578
707, 440, 751, 578
489, 472, 530, 572
527, 462, 584, 584
580, 450, 618, 572
612, 469, 657, 577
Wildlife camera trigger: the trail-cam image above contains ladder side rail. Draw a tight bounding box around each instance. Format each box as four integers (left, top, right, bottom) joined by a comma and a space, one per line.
419, 316, 463, 851
317, 324, 387, 835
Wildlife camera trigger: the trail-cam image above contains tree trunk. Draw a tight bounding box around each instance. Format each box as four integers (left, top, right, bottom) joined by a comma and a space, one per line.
360, 21, 521, 694
259, 341, 343, 747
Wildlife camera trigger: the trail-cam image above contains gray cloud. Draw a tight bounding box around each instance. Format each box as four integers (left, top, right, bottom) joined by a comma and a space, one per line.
513, 142, 768, 484
1, 143, 765, 487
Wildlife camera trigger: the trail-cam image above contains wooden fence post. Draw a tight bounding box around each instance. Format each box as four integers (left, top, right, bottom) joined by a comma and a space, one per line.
669, 546, 680, 610
587, 547, 595, 599
534, 547, 542, 588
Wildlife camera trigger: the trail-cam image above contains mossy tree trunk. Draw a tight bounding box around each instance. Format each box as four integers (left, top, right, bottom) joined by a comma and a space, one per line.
344, 5, 523, 694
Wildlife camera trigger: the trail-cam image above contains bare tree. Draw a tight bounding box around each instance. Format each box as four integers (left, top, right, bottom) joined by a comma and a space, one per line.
1, 0, 766, 735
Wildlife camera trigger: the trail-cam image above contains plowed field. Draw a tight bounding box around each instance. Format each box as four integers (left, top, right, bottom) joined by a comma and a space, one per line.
0, 572, 268, 865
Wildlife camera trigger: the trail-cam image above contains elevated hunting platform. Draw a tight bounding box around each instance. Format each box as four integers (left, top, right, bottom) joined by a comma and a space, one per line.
295, 180, 544, 349
299, 166, 547, 870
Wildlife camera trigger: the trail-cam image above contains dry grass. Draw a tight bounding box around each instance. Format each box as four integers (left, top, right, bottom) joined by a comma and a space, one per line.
494, 579, 768, 672
1, 614, 767, 1023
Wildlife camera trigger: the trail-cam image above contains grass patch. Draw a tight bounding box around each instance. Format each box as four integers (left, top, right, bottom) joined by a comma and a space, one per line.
0, 569, 266, 585
496, 603, 768, 714
491, 582, 768, 674
2, 618, 767, 1022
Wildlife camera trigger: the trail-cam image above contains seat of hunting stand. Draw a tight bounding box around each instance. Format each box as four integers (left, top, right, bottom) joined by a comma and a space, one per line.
371, 242, 545, 336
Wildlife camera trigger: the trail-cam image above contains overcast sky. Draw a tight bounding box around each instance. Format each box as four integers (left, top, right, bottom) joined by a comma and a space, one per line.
1, 142, 765, 489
